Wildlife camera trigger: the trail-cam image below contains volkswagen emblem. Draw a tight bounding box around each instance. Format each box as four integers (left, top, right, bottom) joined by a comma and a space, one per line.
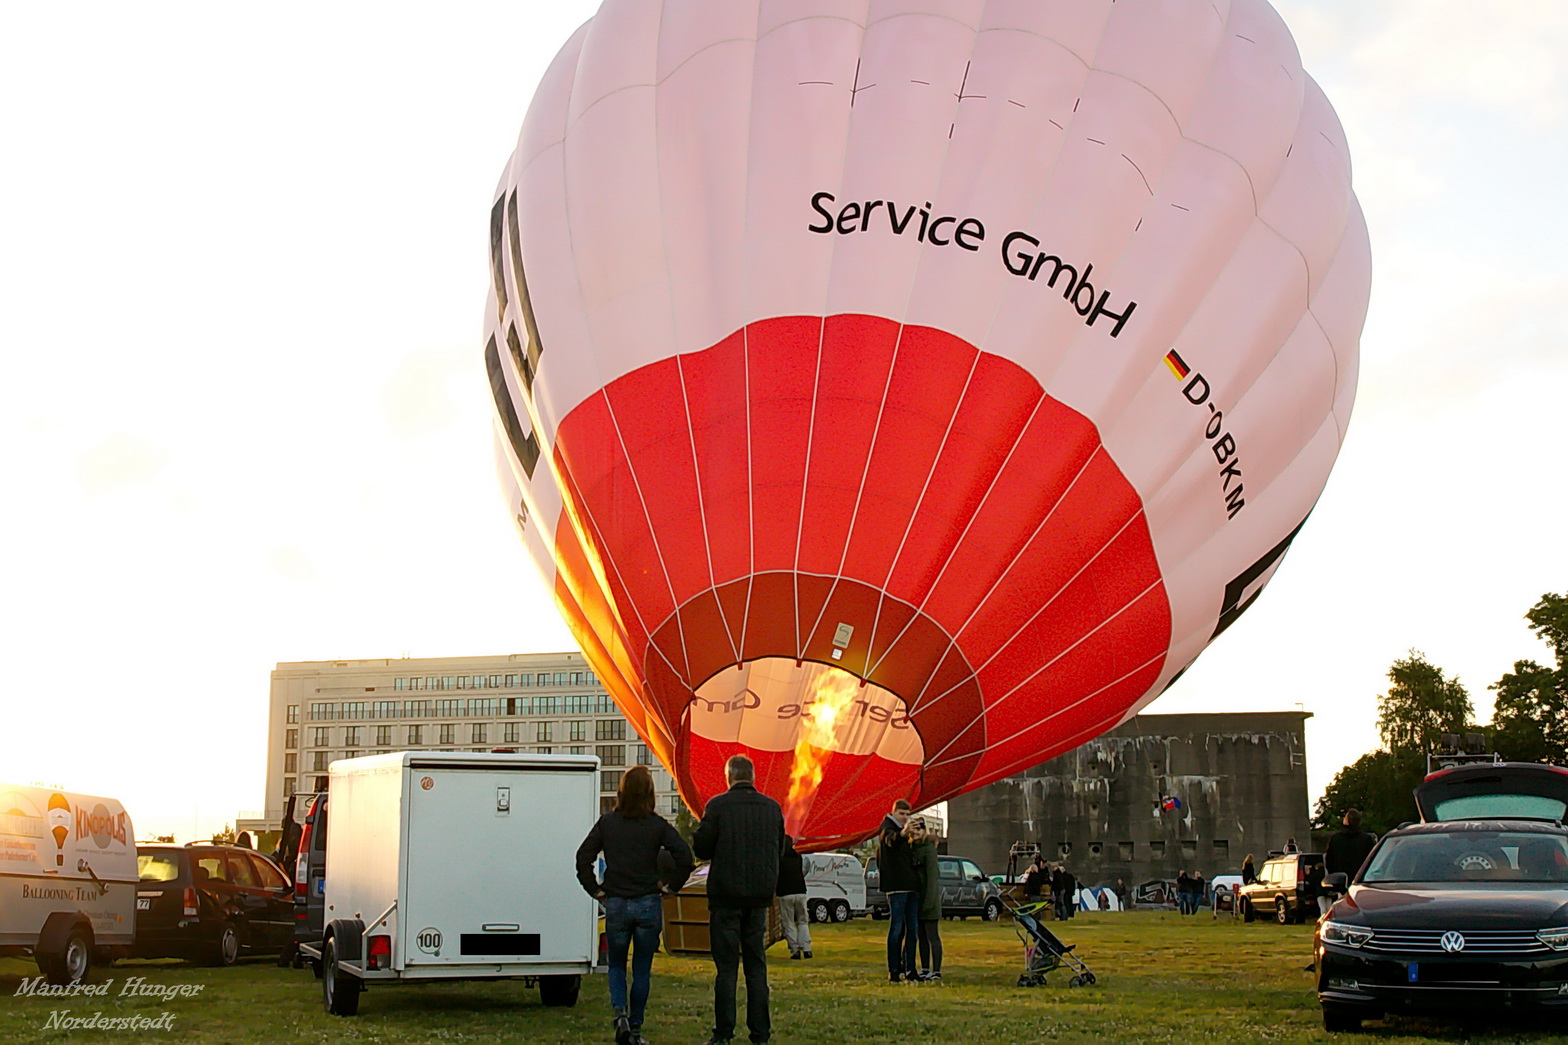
1439, 931, 1465, 953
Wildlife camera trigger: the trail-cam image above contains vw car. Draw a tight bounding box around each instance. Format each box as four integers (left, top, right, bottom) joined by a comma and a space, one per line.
1315, 819, 1568, 1031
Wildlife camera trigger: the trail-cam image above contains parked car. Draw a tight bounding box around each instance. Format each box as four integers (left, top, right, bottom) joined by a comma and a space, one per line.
803, 851, 866, 922
1235, 850, 1326, 924
133, 844, 294, 965
1315, 819, 1568, 1031
1415, 761, 1568, 823
290, 792, 328, 970
866, 854, 1002, 921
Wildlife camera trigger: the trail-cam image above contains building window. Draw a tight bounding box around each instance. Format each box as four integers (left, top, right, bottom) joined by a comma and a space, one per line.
344, 727, 361, 747
534, 745, 553, 755
601, 771, 623, 793
1119, 842, 1135, 861
633, 744, 651, 766
1212, 840, 1230, 861
286, 705, 299, 724
285, 729, 298, 750
283, 777, 296, 798
596, 720, 626, 741
425, 677, 436, 690
1179, 839, 1197, 861
311, 702, 333, 720
408, 725, 423, 746
504, 723, 519, 743
284, 753, 297, 774
474, 676, 486, 688
570, 721, 587, 742
597, 745, 626, 767
376, 725, 392, 747
1057, 842, 1072, 858
1149, 841, 1166, 859
313, 727, 330, 746
406, 700, 430, 718
668, 795, 683, 816
569, 745, 587, 755
1088, 842, 1103, 857
536, 722, 554, 743
490, 675, 503, 687
312, 752, 329, 771
395, 677, 407, 690
375, 700, 399, 719
472, 724, 487, 744
439, 724, 455, 745
435, 699, 461, 717
443, 677, 456, 690
600, 796, 617, 814
342, 702, 366, 720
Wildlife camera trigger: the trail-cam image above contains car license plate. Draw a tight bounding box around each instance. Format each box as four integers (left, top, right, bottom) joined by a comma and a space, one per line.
136, 898, 151, 911
313, 879, 325, 897
1406, 963, 1418, 983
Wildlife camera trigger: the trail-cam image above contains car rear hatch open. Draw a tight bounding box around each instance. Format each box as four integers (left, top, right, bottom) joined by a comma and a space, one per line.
1414, 762, 1568, 823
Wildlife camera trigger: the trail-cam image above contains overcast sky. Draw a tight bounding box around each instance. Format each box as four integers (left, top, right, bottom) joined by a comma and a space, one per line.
3, 2, 1564, 843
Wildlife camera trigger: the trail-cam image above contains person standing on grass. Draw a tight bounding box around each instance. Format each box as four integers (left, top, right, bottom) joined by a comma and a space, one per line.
1175, 870, 1192, 915
877, 798, 920, 983
1241, 854, 1258, 885
907, 816, 943, 982
776, 836, 811, 960
693, 754, 785, 1045
575, 765, 694, 1045
1324, 809, 1378, 881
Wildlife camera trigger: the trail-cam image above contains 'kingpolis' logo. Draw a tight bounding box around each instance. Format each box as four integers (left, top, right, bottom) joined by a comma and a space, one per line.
1439, 931, 1466, 953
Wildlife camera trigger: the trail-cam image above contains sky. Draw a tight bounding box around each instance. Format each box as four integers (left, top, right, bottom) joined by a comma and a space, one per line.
3, 2, 1564, 842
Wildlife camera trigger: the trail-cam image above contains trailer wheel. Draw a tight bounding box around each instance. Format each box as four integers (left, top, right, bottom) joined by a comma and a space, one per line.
830, 900, 851, 923
39, 927, 92, 985
538, 974, 581, 1007
322, 938, 362, 1016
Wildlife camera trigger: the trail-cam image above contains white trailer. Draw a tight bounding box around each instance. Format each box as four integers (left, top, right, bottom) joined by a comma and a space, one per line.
0, 783, 136, 983
804, 851, 867, 922
305, 751, 601, 1016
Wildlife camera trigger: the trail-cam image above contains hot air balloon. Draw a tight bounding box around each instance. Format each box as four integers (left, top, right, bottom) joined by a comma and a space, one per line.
485, 0, 1370, 850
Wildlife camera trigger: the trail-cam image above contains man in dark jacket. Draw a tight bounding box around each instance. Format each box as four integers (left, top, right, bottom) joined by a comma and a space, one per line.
692, 755, 785, 1045
877, 798, 919, 982
1324, 808, 1379, 881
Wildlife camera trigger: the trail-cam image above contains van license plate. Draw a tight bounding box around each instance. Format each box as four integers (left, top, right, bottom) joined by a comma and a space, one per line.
136, 898, 151, 911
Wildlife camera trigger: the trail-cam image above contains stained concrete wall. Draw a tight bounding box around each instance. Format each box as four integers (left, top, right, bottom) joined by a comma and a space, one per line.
947, 712, 1311, 886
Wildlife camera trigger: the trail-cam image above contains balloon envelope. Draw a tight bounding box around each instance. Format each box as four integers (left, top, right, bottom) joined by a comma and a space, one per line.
486, 0, 1369, 849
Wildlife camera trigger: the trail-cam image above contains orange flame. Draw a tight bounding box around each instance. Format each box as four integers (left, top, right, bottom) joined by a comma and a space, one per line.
783, 670, 861, 837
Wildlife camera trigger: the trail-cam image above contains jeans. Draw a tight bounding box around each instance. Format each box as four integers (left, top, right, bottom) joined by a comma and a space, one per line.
917, 918, 942, 974
777, 894, 811, 955
710, 904, 769, 1043
886, 891, 920, 977
605, 893, 663, 1028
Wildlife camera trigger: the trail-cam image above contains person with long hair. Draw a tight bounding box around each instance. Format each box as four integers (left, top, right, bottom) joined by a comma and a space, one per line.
576, 765, 694, 1045
906, 816, 943, 982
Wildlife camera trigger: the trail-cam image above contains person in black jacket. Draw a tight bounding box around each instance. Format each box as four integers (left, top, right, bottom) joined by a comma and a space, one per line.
776, 836, 811, 960
1324, 808, 1378, 881
576, 765, 693, 1045
877, 798, 919, 982
692, 754, 785, 1045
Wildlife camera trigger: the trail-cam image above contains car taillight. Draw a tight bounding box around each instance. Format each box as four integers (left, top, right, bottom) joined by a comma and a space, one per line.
367, 934, 391, 970
182, 887, 199, 917
1297, 863, 1307, 884
295, 818, 314, 897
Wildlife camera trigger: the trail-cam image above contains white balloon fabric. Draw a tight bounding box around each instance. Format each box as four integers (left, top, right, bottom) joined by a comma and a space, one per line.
485, 0, 1370, 849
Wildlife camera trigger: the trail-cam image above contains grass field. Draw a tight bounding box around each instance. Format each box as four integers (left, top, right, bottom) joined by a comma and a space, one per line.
3, 913, 1565, 1044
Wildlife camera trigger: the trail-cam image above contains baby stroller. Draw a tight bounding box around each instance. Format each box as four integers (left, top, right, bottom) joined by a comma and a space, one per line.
1007, 897, 1097, 988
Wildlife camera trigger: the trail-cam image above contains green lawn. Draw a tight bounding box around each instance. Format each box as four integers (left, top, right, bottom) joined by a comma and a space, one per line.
3, 913, 1564, 1044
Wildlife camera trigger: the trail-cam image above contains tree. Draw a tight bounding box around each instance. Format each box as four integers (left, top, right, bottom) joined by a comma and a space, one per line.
1311, 749, 1425, 836
1375, 651, 1473, 755
1490, 592, 1568, 765
212, 823, 237, 845
672, 804, 699, 848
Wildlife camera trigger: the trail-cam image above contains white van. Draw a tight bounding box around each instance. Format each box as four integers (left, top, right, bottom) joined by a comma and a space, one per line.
803, 851, 866, 922
303, 751, 602, 1016
0, 783, 136, 983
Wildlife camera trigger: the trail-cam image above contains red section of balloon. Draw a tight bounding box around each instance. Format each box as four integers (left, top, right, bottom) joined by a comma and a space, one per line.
548, 315, 1169, 849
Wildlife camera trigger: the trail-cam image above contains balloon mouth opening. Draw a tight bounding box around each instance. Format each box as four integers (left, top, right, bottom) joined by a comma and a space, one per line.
690, 657, 924, 841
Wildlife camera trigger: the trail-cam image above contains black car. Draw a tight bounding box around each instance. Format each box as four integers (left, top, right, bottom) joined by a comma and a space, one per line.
291, 793, 328, 967
866, 854, 1002, 920
133, 844, 295, 965
1315, 819, 1568, 1031
1236, 850, 1326, 924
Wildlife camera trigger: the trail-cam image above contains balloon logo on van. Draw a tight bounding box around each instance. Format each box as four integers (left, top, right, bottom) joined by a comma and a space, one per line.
46, 792, 71, 868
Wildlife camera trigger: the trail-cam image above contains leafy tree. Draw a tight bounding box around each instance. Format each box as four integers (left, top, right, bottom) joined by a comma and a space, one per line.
212, 823, 237, 845
1311, 749, 1425, 836
672, 804, 699, 848
1375, 651, 1473, 755
1489, 592, 1568, 765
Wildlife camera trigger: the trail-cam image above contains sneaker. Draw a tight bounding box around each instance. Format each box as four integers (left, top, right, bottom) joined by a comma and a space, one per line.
789, 951, 802, 960
927, 972, 943, 983
888, 973, 902, 984
803, 950, 812, 959
615, 1015, 633, 1045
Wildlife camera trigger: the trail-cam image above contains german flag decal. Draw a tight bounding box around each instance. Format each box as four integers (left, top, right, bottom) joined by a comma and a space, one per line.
1164, 350, 1190, 380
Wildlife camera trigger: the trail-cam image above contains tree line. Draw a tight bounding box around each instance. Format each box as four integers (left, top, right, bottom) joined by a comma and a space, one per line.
1314, 592, 1568, 835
